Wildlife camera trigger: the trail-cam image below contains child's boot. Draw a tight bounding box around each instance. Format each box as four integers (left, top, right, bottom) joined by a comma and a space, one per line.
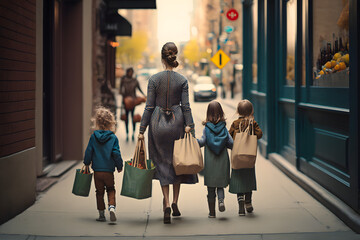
245, 192, 253, 213
245, 203, 253, 213
218, 199, 225, 212
207, 196, 216, 218
96, 210, 106, 222
237, 195, 245, 216
109, 205, 116, 222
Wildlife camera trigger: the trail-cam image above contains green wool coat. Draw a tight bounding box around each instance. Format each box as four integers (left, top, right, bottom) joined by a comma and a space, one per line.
228, 117, 263, 194
203, 145, 230, 188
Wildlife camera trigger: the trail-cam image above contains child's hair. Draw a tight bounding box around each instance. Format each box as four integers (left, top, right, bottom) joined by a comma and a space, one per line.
202, 101, 226, 125
91, 106, 116, 133
237, 99, 254, 118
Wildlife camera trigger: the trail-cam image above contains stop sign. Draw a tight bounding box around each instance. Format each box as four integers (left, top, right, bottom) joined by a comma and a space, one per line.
226, 9, 239, 21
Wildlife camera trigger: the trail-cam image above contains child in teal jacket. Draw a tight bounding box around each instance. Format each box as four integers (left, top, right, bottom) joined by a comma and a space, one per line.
197, 101, 233, 218
84, 107, 123, 222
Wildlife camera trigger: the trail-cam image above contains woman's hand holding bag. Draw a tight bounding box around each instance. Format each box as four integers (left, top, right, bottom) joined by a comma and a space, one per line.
173, 126, 203, 175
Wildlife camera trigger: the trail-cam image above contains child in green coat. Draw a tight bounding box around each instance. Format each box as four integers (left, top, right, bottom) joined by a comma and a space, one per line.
229, 100, 262, 216
197, 101, 233, 218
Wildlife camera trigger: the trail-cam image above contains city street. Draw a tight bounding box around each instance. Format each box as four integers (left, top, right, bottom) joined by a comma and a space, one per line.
0, 78, 359, 240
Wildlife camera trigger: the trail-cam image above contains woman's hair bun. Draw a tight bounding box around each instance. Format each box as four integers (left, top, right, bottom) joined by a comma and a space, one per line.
161, 42, 179, 68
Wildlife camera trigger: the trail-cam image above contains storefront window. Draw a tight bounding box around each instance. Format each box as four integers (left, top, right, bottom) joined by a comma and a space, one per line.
312, 0, 349, 87
286, 0, 296, 86
253, 0, 258, 84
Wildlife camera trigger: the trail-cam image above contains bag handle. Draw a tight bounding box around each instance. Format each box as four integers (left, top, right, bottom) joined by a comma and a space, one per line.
238, 118, 254, 135
81, 165, 90, 174
132, 137, 148, 169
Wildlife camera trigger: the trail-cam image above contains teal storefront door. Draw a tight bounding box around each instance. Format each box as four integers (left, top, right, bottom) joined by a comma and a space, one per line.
250, 0, 360, 211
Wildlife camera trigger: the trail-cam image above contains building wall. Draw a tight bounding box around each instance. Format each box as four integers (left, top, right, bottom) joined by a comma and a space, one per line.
83, 0, 93, 151
0, 0, 42, 224
0, 0, 36, 156
61, 1, 84, 160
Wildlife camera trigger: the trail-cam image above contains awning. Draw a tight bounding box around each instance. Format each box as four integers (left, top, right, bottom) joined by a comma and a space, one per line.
105, 11, 132, 36
105, 0, 156, 9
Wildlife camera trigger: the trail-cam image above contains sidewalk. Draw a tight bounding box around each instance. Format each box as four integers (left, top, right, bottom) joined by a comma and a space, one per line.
0, 150, 357, 239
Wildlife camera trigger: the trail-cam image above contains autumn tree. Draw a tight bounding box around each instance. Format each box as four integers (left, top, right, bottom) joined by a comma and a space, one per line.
116, 31, 148, 65
183, 39, 200, 65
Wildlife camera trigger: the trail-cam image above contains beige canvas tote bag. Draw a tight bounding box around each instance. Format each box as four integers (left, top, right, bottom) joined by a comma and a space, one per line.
173, 132, 204, 175
231, 119, 258, 169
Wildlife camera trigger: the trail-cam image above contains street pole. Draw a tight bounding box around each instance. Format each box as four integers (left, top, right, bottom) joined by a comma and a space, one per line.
218, 0, 226, 98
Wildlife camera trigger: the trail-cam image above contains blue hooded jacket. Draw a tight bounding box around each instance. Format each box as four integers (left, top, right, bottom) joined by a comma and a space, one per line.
83, 130, 123, 172
197, 121, 233, 155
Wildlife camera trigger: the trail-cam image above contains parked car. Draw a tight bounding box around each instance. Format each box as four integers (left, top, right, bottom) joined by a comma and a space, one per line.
193, 76, 217, 102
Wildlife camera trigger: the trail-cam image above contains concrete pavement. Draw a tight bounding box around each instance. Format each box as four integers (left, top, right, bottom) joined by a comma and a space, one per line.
1, 86, 359, 239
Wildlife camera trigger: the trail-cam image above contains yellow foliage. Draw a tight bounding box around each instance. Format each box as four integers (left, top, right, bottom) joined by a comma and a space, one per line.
183, 39, 200, 65
116, 31, 149, 65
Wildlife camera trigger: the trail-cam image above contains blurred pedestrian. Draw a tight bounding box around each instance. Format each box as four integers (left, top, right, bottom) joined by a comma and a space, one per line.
83, 107, 123, 222
228, 100, 262, 216
138, 42, 198, 224
119, 67, 146, 141
197, 101, 233, 218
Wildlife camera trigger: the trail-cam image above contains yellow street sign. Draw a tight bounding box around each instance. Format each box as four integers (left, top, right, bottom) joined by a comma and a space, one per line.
210, 49, 230, 69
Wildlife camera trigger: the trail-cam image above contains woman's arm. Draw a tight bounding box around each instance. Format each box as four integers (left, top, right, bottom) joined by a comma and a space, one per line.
139, 78, 156, 134
181, 80, 195, 135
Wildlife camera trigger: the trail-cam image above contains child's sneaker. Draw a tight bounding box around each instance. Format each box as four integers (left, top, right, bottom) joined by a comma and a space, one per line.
96, 210, 106, 222
237, 196, 245, 216
245, 203, 254, 213
218, 199, 225, 212
109, 206, 117, 222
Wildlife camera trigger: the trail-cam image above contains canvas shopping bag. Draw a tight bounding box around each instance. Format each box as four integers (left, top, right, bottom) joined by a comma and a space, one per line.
231, 119, 258, 169
72, 165, 93, 197
120, 137, 155, 199
173, 132, 204, 175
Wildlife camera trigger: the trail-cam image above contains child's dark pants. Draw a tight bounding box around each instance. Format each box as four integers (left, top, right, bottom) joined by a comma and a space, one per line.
207, 187, 224, 200
237, 192, 252, 203
94, 172, 116, 210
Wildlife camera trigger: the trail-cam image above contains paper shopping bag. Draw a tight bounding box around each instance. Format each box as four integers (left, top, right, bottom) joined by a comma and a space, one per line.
173, 132, 203, 175
231, 119, 258, 169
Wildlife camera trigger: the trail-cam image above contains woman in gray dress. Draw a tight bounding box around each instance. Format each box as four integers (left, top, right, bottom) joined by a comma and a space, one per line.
138, 42, 198, 224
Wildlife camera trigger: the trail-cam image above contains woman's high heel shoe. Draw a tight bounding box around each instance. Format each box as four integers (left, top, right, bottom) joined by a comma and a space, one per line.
164, 207, 171, 224
171, 203, 181, 217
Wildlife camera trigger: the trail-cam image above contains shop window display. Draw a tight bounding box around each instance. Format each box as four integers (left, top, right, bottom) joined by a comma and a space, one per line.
286, 0, 296, 86
313, 0, 349, 88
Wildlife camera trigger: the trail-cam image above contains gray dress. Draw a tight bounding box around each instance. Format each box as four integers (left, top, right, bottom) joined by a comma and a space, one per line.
139, 71, 198, 186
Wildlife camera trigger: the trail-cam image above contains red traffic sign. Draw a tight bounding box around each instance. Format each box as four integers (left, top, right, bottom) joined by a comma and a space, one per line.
226, 9, 239, 21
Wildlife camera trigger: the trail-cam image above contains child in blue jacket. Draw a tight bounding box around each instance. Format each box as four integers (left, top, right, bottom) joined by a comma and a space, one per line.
84, 107, 123, 222
197, 101, 233, 218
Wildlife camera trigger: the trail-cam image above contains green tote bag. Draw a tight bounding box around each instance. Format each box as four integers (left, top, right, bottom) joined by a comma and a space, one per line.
72, 165, 93, 197
121, 137, 155, 199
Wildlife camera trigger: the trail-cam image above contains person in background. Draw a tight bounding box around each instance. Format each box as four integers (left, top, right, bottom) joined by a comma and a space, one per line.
119, 67, 146, 141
